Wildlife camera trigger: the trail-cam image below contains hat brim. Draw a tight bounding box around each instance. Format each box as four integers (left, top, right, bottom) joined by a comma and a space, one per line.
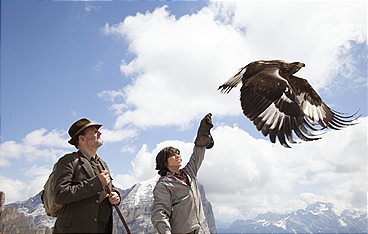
68, 123, 102, 145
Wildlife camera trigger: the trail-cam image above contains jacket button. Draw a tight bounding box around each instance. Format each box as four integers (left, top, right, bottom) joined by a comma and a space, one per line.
93, 218, 97, 222
90, 183, 94, 187
96, 200, 99, 204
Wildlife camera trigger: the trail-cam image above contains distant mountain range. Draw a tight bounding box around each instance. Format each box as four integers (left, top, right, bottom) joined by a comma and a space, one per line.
0, 177, 367, 233
219, 202, 367, 233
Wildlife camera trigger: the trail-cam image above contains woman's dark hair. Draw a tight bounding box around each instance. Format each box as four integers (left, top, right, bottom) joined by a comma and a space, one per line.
155, 146, 180, 176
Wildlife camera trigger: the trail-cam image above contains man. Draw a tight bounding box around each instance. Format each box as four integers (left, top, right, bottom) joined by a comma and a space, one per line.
52, 118, 120, 233
151, 113, 214, 234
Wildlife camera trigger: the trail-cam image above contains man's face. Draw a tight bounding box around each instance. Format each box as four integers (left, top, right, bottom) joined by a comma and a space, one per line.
82, 126, 103, 149
167, 152, 182, 168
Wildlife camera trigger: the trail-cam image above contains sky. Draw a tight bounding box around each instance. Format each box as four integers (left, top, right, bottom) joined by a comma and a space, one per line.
1, 0, 367, 224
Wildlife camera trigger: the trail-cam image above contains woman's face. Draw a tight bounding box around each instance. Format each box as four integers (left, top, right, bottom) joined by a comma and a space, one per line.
167, 152, 182, 169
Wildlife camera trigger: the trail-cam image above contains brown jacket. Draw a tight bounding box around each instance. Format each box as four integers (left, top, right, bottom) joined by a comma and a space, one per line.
52, 151, 118, 233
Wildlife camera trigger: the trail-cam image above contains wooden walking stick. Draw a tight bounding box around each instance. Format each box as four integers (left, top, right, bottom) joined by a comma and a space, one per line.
97, 164, 131, 234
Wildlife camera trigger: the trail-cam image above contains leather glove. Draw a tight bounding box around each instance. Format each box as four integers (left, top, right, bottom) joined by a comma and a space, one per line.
194, 113, 214, 149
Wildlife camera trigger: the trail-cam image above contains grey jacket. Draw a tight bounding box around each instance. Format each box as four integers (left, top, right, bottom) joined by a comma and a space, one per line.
151, 146, 210, 234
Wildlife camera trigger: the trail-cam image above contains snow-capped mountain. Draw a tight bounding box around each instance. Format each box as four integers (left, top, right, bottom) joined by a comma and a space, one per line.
1, 176, 216, 234
219, 202, 367, 233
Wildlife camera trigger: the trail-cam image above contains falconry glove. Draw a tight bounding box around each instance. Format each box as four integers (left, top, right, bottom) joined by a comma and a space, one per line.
194, 113, 214, 149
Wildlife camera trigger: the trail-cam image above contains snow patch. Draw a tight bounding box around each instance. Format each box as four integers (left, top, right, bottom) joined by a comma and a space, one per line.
339, 218, 348, 227
256, 219, 270, 227
273, 217, 289, 230
131, 176, 159, 206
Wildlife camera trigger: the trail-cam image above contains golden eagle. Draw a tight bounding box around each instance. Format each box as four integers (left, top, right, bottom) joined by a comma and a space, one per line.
219, 60, 359, 148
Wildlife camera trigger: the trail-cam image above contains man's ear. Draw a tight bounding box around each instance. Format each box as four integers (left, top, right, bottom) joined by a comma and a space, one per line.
78, 135, 85, 142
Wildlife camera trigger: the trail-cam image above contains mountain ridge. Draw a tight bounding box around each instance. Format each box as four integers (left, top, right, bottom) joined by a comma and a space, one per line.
219, 201, 367, 233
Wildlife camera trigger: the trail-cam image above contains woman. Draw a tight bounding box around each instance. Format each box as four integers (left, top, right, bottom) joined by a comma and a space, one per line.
151, 113, 214, 234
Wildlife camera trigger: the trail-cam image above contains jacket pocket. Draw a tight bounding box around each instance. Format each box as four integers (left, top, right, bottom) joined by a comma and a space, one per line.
56, 214, 72, 230
57, 205, 72, 227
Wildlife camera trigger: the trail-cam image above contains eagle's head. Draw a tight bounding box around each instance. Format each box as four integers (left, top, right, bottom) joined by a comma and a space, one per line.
290, 62, 305, 73
279, 61, 305, 76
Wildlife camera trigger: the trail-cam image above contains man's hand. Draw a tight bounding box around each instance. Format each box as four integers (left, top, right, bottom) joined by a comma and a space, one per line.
194, 113, 214, 149
98, 170, 111, 187
108, 191, 120, 205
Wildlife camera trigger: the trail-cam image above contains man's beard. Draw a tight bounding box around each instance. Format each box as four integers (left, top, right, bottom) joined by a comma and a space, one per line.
87, 137, 103, 148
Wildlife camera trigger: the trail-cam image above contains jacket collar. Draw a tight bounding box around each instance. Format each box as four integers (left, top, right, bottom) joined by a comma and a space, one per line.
164, 169, 192, 186
76, 150, 95, 178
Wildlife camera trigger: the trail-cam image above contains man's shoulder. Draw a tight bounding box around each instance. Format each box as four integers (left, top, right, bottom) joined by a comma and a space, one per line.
56, 151, 80, 165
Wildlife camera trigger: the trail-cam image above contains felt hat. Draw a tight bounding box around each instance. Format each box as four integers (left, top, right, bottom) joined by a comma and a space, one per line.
68, 118, 102, 145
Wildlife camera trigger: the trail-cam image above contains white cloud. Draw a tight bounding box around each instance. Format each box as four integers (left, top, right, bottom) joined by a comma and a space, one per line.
0, 165, 51, 204
0, 129, 72, 168
114, 140, 194, 189
0, 176, 28, 203
84, 2, 101, 14
24, 165, 53, 199
0, 141, 21, 167
102, 2, 366, 131
100, 128, 139, 143
23, 129, 69, 147
114, 117, 367, 221
24, 165, 52, 177
98, 89, 125, 103
121, 144, 138, 154
103, 5, 245, 129
0, 171, 76, 204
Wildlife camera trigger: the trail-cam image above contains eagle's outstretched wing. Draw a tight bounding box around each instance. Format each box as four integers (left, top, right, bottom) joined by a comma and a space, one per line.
288, 75, 360, 130
240, 66, 321, 148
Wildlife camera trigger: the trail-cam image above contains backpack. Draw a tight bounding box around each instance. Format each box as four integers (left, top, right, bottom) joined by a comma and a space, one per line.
40, 155, 79, 217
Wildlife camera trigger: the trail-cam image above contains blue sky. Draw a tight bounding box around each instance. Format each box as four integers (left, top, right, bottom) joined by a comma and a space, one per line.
1, 1, 367, 223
